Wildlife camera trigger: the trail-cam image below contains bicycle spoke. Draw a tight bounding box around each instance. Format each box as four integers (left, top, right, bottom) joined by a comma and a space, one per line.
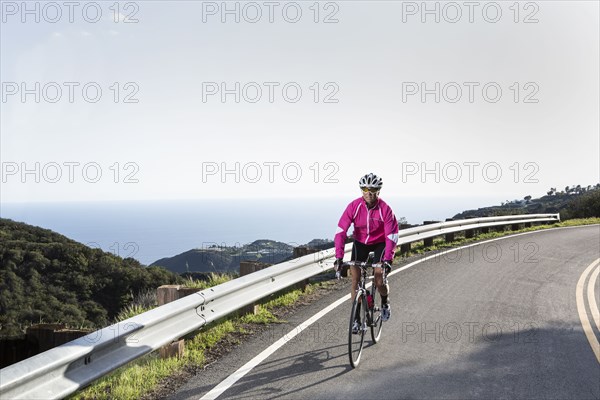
370, 302, 383, 343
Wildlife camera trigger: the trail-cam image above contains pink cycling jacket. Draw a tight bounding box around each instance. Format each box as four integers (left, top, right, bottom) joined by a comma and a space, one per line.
334, 197, 399, 261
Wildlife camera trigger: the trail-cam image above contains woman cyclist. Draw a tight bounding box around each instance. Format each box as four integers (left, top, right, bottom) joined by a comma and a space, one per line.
334, 173, 399, 333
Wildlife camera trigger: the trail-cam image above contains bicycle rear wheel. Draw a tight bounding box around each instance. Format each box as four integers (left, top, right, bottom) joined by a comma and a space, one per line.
348, 290, 366, 368
370, 298, 383, 343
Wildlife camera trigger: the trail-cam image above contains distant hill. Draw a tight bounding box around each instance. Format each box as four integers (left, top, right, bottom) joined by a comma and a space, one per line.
304, 238, 335, 251
150, 238, 335, 274
0, 219, 183, 337
452, 185, 600, 220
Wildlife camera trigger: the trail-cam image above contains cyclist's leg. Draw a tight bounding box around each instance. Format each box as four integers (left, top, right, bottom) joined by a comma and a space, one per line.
350, 241, 370, 300
350, 241, 370, 319
371, 242, 389, 302
369, 242, 391, 321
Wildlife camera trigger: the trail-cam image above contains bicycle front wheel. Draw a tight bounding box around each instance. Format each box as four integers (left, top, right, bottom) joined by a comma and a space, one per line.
348, 290, 366, 368
370, 297, 383, 343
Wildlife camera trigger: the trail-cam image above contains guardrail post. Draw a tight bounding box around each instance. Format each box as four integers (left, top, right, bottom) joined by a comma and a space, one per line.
444, 218, 455, 242
399, 224, 412, 255
463, 218, 476, 238
156, 285, 202, 359
400, 244, 411, 255
157, 285, 203, 307
511, 223, 520, 231
157, 285, 181, 306
2, 324, 91, 369
159, 340, 185, 359
423, 221, 439, 247
0, 336, 38, 368
239, 261, 273, 315
479, 215, 490, 233
524, 222, 532, 228
26, 324, 65, 353
25, 324, 90, 354
400, 241, 411, 255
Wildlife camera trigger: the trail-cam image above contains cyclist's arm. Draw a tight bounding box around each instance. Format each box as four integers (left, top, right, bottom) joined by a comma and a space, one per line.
383, 208, 399, 261
334, 202, 355, 259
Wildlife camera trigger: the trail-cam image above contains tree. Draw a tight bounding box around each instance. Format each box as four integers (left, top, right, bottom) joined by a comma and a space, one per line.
0, 218, 182, 338
564, 189, 600, 218
524, 195, 532, 203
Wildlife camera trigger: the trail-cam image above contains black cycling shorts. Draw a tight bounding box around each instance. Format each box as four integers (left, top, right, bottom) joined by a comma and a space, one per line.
350, 241, 386, 263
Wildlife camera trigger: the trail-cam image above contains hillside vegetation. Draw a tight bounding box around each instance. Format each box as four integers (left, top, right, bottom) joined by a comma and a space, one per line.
0, 219, 183, 337
453, 184, 600, 220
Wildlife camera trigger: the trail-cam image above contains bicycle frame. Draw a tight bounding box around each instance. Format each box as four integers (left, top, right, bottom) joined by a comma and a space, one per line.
341, 253, 386, 367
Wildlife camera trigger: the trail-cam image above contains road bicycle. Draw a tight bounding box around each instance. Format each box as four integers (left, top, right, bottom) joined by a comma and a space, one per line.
336, 252, 387, 368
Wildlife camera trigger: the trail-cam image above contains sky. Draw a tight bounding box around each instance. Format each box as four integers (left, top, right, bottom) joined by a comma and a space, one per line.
1, 0, 599, 204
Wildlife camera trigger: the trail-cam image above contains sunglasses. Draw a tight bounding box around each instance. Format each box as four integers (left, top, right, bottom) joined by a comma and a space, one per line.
360, 187, 379, 193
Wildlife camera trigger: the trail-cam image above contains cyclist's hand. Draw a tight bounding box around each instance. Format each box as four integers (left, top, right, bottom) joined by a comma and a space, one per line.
333, 258, 344, 279
383, 260, 392, 274
333, 258, 344, 271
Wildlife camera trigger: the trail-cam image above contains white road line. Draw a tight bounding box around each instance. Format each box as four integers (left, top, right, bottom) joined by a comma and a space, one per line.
199, 294, 351, 400
587, 264, 600, 331
576, 258, 600, 363
200, 226, 600, 399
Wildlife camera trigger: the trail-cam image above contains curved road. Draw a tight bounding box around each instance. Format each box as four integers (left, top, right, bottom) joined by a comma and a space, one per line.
170, 225, 600, 400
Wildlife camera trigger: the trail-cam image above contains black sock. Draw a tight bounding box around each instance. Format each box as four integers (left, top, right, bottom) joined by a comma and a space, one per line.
381, 295, 388, 305
354, 303, 361, 320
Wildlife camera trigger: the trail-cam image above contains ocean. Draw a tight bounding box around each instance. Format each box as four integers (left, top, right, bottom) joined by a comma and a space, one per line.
0, 196, 501, 265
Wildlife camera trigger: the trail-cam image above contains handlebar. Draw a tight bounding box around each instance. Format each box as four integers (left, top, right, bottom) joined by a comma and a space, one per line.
342, 261, 385, 268
334, 260, 386, 279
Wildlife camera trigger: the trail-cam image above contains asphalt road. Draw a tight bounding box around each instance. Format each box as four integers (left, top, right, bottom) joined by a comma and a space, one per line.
170, 225, 600, 400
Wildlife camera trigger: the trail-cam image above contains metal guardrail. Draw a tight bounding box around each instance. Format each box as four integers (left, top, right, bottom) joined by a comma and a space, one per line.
396, 213, 560, 243
0, 213, 560, 399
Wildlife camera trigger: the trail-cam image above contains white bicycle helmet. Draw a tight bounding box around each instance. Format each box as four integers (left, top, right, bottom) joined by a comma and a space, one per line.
359, 173, 383, 189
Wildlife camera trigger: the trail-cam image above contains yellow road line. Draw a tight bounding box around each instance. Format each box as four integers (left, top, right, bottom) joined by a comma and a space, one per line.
576, 258, 600, 363
587, 264, 600, 331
